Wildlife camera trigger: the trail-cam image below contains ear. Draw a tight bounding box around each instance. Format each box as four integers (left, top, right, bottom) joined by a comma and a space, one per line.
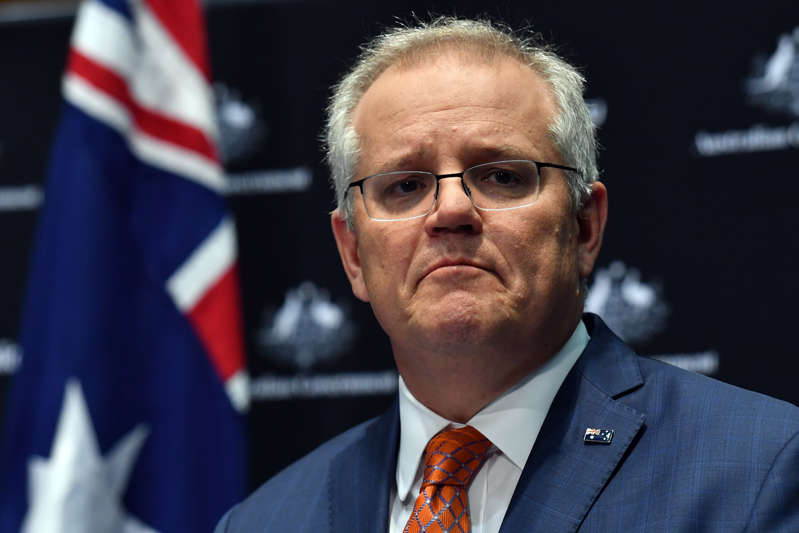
576, 181, 608, 279
331, 211, 370, 302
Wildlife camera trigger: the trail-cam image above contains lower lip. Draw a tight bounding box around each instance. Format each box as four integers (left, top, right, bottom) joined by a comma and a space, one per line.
425, 264, 487, 279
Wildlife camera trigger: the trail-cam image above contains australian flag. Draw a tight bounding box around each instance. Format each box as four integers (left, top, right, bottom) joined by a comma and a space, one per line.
0, 0, 248, 531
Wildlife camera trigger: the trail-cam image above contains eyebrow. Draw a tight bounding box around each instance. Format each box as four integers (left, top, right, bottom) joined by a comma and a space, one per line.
464, 145, 532, 163
375, 155, 422, 173
376, 145, 537, 173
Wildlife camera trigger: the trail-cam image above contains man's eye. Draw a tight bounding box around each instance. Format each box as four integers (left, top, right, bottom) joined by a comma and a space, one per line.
388, 177, 427, 195
483, 169, 522, 186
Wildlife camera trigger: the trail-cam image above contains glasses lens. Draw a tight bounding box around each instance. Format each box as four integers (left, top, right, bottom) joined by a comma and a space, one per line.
362, 171, 436, 220
464, 160, 540, 209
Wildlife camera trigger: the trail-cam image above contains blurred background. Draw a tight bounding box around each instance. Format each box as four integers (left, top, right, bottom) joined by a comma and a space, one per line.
0, 0, 798, 528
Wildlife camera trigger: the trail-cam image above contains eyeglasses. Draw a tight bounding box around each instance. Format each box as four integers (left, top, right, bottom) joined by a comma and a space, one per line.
346, 160, 579, 221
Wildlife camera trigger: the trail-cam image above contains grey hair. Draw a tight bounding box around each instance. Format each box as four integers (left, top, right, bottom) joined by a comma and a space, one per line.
324, 17, 598, 225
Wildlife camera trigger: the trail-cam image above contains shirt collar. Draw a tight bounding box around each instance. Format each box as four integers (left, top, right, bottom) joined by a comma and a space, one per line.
395, 320, 589, 501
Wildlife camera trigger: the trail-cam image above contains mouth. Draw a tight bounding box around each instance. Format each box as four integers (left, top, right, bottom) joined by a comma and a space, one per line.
419, 259, 494, 286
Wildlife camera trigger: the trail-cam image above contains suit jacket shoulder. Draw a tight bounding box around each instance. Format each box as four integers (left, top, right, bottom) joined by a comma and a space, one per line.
215, 402, 399, 532
500, 314, 799, 532
618, 350, 799, 532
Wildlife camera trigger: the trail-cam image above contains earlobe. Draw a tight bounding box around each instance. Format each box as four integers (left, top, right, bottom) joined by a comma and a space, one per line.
577, 181, 608, 279
330, 211, 370, 302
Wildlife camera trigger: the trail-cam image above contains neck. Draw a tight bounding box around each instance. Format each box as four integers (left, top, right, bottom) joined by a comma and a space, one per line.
392, 319, 579, 422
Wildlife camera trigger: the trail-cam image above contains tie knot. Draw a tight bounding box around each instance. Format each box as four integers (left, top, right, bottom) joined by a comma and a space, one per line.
422, 426, 491, 488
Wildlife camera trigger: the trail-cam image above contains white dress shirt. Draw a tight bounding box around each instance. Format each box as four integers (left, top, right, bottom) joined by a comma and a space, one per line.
389, 321, 589, 533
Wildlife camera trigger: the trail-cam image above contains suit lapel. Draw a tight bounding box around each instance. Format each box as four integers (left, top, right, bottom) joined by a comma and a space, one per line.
499, 315, 647, 533
328, 400, 399, 533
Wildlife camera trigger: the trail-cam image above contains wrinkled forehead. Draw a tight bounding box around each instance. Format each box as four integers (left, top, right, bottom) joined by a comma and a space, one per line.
354, 42, 557, 127
351, 47, 560, 171
370, 41, 551, 101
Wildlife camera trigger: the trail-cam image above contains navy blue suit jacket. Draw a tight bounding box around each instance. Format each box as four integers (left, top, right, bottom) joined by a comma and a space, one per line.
216, 315, 799, 532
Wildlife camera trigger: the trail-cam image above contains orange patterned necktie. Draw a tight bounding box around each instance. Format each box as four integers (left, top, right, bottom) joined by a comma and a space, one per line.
403, 426, 492, 533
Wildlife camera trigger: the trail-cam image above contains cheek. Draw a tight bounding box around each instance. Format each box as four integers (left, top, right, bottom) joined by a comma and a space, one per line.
358, 224, 419, 295
499, 213, 578, 291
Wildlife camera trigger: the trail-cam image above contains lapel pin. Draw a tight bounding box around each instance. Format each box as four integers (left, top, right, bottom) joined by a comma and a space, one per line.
584, 427, 614, 444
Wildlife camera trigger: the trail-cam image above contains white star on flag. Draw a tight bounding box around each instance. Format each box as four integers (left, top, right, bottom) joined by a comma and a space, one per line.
21, 379, 158, 533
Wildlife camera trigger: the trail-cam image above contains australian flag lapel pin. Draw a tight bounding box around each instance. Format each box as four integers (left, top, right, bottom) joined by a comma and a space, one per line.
584, 427, 614, 444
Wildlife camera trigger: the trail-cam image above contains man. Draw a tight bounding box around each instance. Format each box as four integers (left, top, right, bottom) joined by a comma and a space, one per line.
217, 17, 799, 532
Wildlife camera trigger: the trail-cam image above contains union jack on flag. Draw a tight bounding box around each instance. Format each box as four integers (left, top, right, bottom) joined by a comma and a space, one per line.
0, 0, 248, 530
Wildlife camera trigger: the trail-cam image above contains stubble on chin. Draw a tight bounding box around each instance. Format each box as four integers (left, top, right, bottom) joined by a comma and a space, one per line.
403, 286, 518, 356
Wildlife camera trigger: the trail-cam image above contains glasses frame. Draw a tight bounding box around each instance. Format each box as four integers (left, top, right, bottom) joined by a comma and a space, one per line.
346, 159, 580, 222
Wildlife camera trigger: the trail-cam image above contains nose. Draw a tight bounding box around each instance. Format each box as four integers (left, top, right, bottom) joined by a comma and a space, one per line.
424, 177, 483, 235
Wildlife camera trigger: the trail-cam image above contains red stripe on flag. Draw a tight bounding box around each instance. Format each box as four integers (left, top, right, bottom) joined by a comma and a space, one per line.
67, 49, 218, 163
186, 264, 246, 381
68, 48, 129, 111
144, 0, 211, 80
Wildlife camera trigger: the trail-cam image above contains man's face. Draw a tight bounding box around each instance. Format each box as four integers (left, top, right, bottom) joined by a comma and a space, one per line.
332, 51, 606, 367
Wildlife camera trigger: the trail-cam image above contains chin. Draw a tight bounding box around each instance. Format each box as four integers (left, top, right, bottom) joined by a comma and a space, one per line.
412, 294, 507, 351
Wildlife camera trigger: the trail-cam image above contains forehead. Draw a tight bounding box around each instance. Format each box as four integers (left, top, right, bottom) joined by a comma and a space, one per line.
352, 51, 559, 173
